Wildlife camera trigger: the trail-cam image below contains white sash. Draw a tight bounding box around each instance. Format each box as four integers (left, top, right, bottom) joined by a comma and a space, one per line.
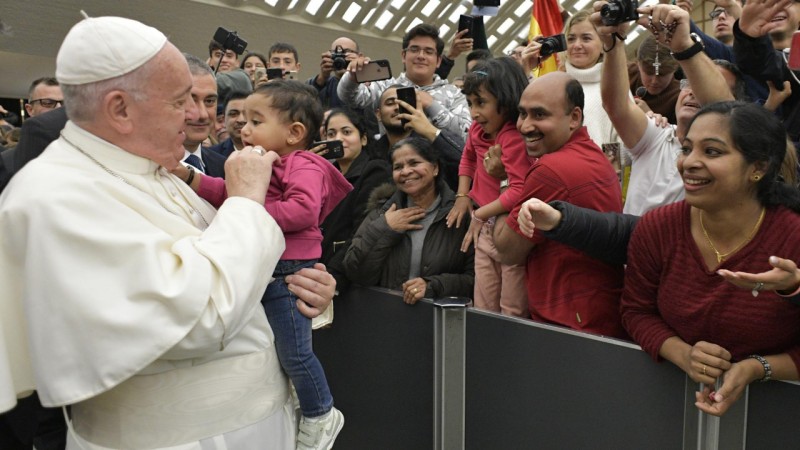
71, 350, 288, 449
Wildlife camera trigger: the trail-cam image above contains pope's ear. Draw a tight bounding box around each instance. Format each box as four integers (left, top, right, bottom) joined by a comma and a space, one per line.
102, 90, 136, 134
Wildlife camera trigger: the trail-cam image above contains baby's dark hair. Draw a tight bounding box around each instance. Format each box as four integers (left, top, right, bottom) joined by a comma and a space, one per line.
461, 56, 529, 123
253, 80, 322, 148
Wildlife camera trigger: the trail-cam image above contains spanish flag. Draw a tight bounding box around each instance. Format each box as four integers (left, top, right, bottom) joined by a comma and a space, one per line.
528, 0, 564, 77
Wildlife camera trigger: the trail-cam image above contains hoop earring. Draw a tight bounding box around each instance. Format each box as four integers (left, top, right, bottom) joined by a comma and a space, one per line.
753, 174, 762, 181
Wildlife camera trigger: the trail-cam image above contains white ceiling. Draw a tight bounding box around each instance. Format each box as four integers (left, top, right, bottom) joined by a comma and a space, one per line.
0, 0, 715, 101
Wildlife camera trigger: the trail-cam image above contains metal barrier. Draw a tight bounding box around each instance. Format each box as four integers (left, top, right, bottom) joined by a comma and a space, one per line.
314, 287, 800, 449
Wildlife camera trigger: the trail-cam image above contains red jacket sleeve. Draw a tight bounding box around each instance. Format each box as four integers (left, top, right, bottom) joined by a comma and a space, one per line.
458, 129, 477, 179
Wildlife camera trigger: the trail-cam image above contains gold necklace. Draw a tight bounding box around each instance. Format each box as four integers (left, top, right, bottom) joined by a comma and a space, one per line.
700, 207, 766, 264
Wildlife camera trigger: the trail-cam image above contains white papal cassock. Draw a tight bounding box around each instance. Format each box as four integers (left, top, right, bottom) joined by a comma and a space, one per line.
0, 121, 295, 449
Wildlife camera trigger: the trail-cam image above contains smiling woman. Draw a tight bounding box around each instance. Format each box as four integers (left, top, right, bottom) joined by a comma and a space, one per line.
342, 137, 474, 305
621, 101, 800, 417
562, 10, 624, 151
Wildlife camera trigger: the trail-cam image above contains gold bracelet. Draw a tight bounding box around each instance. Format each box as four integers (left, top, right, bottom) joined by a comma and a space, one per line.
455, 193, 469, 198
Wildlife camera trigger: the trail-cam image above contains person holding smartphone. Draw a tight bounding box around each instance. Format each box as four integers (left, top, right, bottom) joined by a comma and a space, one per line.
372, 85, 465, 191
307, 37, 361, 109
338, 23, 471, 140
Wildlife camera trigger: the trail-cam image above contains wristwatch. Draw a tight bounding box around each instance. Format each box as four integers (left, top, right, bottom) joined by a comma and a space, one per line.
671, 33, 704, 61
499, 179, 510, 189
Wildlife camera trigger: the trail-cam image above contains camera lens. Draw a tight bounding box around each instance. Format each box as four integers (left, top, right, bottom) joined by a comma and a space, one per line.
601, 3, 622, 24
333, 57, 347, 71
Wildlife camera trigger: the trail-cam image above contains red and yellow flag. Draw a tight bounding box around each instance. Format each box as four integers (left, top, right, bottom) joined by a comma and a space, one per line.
528, 0, 564, 77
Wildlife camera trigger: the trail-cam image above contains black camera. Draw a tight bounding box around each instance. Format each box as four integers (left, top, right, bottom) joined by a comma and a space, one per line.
213, 27, 248, 55
331, 45, 348, 71
537, 34, 567, 58
601, 0, 639, 26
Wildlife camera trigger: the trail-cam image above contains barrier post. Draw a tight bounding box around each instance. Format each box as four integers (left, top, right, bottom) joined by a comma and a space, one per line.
433, 297, 470, 450
684, 380, 748, 449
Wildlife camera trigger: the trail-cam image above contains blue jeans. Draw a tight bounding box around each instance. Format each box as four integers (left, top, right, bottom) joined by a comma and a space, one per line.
261, 259, 333, 418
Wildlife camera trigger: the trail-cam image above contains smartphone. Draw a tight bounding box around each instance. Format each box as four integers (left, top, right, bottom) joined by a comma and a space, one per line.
311, 140, 345, 160
254, 67, 266, 80
789, 31, 800, 70
284, 70, 297, 80
354, 60, 392, 83
458, 14, 474, 39
267, 68, 283, 80
395, 86, 416, 127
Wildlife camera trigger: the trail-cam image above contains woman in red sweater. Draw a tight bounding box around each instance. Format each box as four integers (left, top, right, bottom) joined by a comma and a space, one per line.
621, 101, 800, 417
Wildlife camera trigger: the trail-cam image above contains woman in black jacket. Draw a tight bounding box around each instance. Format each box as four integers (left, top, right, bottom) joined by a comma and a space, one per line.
319, 108, 392, 291
343, 137, 474, 304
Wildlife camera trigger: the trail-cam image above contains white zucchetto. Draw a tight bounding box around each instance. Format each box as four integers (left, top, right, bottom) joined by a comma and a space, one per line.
56, 16, 167, 85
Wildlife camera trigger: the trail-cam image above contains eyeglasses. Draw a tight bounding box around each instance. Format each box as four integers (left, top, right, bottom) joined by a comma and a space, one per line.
679, 78, 691, 90
404, 46, 437, 57
709, 9, 727, 19
29, 98, 63, 109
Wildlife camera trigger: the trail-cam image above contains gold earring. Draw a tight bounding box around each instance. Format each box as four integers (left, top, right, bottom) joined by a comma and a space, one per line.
753, 174, 762, 181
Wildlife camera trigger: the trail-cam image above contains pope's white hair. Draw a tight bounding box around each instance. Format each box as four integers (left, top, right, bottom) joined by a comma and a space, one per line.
61, 45, 167, 124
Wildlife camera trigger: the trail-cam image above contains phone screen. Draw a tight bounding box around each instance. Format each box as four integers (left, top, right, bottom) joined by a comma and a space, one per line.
395, 87, 416, 126
267, 68, 283, 80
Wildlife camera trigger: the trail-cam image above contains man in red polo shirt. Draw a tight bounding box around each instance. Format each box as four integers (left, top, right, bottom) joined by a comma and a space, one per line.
494, 71, 627, 339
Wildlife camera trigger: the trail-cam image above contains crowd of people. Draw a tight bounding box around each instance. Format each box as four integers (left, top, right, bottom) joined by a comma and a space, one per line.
0, 0, 799, 448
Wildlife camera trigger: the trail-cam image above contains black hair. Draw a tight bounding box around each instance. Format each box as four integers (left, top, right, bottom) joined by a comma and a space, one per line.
324, 108, 369, 145
208, 40, 223, 57
240, 52, 268, 69
687, 101, 800, 212
402, 24, 445, 56
712, 59, 748, 102
28, 77, 59, 99
269, 42, 300, 63
461, 57, 529, 123
466, 49, 493, 67
223, 90, 250, 110
253, 80, 322, 148
565, 77, 585, 125
390, 137, 441, 181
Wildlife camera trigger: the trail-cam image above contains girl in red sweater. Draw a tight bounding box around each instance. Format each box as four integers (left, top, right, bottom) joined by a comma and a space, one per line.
446, 57, 533, 317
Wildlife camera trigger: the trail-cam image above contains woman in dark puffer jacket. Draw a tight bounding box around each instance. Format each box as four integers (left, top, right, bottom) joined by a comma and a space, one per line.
343, 137, 474, 304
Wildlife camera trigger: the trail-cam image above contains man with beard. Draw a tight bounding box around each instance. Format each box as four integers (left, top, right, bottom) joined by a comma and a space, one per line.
182, 53, 226, 178
209, 91, 248, 158
338, 24, 470, 140
372, 85, 464, 190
